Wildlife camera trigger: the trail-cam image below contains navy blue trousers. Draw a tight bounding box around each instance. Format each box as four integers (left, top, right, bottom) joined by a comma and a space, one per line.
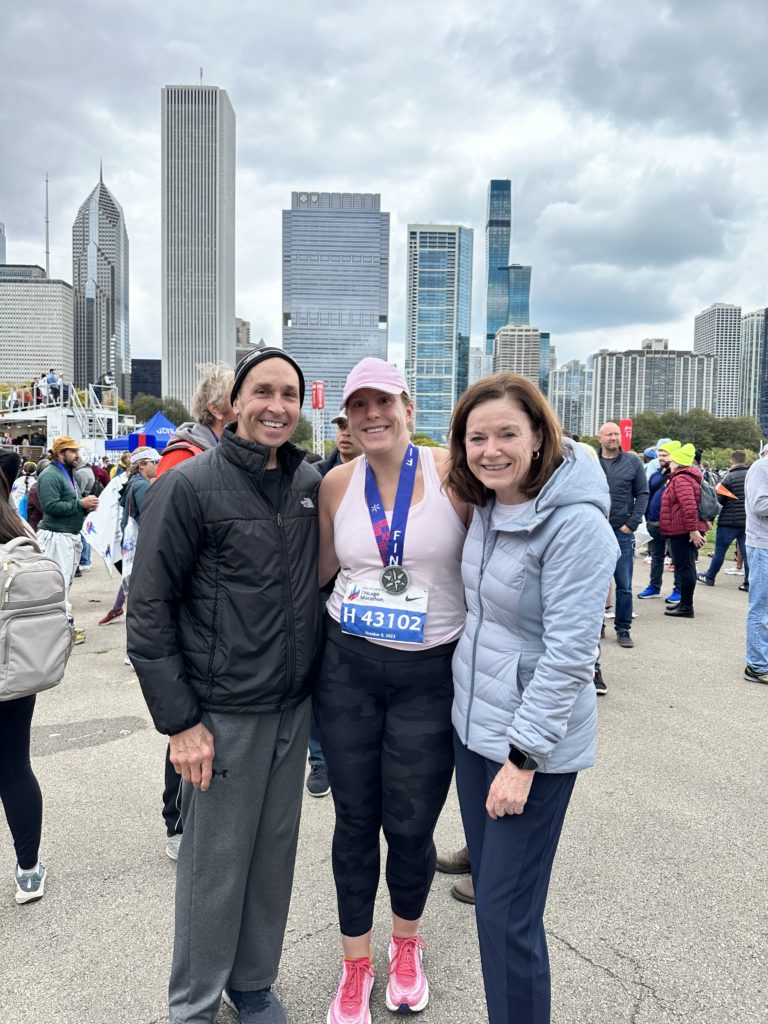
454, 734, 576, 1024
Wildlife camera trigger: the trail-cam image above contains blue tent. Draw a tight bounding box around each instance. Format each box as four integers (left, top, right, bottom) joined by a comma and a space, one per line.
105, 411, 177, 452
140, 411, 177, 446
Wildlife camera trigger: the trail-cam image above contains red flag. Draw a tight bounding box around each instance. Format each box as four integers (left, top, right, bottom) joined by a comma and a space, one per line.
619, 419, 633, 452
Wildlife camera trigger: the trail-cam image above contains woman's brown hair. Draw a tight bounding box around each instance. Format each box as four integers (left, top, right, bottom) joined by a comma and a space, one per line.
446, 373, 564, 506
0, 473, 27, 544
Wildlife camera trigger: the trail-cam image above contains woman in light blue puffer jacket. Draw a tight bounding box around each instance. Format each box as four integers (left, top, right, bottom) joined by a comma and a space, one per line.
446, 374, 619, 1024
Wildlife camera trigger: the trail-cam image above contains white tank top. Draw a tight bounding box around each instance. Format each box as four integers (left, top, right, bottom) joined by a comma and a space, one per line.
326, 448, 468, 650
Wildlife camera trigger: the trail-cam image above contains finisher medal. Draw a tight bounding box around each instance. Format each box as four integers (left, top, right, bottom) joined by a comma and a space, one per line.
380, 564, 410, 595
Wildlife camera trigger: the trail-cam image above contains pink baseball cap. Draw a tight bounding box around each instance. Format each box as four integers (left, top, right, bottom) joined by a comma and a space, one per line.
340, 358, 409, 410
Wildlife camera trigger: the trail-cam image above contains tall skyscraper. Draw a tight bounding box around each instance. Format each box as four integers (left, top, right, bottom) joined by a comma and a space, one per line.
72, 169, 130, 397
549, 360, 593, 436
162, 85, 236, 410
0, 222, 6, 264
485, 179, 512, 356
492, 325, 541, 382
405, 224, 473, 442
693, 302, 741, 418
589, 340, 715, 433
739, 308, 766, 425
0, 265, 74, 383
484, 180, 533, 356
282, 191, 390, 416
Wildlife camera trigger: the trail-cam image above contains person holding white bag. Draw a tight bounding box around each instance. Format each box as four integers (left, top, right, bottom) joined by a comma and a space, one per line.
118, 447, 160, 666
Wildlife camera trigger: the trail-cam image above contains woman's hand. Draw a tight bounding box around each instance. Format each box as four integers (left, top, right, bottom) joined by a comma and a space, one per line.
689, 529, 705, 549
486, 760, 535, 819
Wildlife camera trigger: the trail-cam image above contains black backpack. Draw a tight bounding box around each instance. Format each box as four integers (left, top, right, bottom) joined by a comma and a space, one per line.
697, 479, 719, 522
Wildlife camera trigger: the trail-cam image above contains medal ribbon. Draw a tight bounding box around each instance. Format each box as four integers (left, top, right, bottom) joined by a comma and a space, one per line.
365, 444, 419, 568
56, 462, 78, 494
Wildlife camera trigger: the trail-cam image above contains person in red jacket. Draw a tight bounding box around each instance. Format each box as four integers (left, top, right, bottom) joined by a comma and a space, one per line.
660, 443, 708, 619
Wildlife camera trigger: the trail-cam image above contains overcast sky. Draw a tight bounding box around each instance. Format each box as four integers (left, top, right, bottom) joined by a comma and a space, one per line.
2, 0, 767, 370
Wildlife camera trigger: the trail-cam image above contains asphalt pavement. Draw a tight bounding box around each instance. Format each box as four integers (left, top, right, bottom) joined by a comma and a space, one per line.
1, 555, 766, 1024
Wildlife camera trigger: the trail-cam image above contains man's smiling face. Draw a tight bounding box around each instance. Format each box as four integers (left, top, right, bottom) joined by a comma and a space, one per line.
233, 358, 301, 451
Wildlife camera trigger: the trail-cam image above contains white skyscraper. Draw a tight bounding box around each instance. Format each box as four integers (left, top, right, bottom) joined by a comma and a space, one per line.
492, 324, 541, 383
693, 302, 741, 418
588, 340, 715, 434
0, 265, 74, 383
162, 85, 236, 410
738, 309, 766, 422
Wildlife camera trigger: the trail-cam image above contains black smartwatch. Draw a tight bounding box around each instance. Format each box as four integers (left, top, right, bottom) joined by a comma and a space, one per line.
508, 743, 539, 771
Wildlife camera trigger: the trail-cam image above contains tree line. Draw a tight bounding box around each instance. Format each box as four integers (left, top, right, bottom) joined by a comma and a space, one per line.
582, 409, 763, 454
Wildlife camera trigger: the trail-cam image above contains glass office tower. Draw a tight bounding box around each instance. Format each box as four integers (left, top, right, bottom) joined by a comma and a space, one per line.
507, 264, 531, 325
282, 191, 389, 418
485, 180, 512, 356
484, 181, 532, 355
72, 170, 130, 398
405, 224, 473, 443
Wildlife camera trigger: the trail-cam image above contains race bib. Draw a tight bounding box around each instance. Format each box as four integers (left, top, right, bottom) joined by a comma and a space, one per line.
340, 578, 428, 644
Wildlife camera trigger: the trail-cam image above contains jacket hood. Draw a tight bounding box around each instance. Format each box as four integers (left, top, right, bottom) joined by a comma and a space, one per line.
478, 438, 611, 532
166, 421, 219, 451
672, 465, 702, 483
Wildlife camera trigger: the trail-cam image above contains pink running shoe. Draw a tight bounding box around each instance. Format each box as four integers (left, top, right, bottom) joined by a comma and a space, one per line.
327, 957, 375, 1024
386, 935, 429, 1013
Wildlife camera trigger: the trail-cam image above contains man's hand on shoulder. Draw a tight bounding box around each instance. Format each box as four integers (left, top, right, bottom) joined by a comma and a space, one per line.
169, 722, 215, 791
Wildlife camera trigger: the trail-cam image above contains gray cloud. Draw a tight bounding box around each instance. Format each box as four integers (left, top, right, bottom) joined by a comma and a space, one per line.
0, 0, 766, 365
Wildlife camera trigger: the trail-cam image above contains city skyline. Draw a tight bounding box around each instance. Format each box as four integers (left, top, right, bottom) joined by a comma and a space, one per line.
2, 1, 766, 376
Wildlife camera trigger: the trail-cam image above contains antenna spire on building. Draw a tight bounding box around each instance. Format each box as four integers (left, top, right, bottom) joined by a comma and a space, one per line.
45, 172, 50, 278
200, 67, 204, 84
100, 159, 103, 184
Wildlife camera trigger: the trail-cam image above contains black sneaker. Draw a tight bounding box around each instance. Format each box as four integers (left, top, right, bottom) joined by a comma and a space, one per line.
306, 763, 330, 797
616, 630, 634, 648
593, 668, 607, 696
739, 582, 749, 592
696, 573, 714, 586
228, 987, 287, 1024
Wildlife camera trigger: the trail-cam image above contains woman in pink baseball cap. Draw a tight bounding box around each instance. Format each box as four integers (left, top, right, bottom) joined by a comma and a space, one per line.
316, 357, 470, 1023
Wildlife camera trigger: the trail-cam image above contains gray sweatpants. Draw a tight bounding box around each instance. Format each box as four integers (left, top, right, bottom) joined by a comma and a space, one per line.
168, 700, 311, 1024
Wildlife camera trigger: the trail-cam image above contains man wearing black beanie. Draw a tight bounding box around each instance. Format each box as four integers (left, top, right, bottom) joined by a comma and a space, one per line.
128, 351, 321, 1024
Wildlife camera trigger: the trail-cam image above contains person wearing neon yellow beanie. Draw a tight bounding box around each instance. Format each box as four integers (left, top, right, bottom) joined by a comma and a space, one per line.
660, 443, 708, 618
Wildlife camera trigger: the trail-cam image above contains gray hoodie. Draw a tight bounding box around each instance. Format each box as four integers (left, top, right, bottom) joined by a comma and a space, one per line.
452, 439, 620, 772
745, 456, 768, 550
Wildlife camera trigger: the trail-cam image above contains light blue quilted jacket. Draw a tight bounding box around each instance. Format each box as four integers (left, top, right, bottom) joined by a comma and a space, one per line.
452, 439, 620, 772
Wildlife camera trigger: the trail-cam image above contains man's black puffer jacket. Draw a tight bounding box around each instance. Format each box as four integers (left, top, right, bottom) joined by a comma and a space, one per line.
716, 464, 748, 529
127, 425, 322, 736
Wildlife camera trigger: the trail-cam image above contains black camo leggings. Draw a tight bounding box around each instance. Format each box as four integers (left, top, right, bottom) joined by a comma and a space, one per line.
314, 617, 457, 937
0, 695, 42, 869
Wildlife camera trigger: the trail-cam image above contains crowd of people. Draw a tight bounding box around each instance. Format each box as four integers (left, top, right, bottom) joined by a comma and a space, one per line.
1, 369, 72, 413
0, 354, 766, 1024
